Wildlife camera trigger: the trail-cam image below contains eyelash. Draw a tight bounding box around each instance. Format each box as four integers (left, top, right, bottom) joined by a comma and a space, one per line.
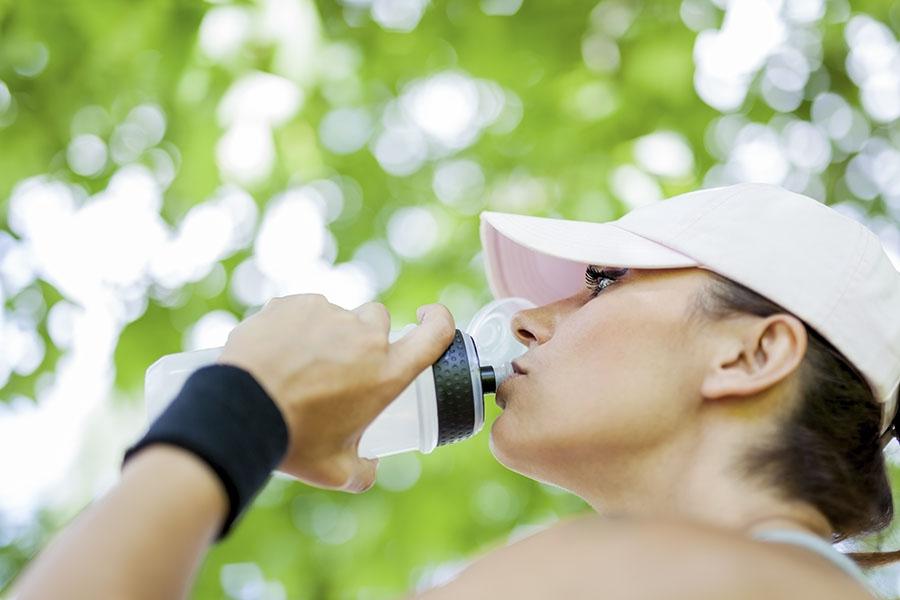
584, 265, 629, 298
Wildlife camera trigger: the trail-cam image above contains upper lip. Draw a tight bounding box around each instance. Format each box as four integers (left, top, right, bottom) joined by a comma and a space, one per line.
512, 361, 527, 375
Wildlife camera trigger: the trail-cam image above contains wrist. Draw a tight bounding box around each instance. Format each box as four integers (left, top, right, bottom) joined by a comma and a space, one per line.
214, 356, 294, 439
123, 364, 290, 539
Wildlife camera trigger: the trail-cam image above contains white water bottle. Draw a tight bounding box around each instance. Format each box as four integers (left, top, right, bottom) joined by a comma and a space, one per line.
143, 297, 534, 459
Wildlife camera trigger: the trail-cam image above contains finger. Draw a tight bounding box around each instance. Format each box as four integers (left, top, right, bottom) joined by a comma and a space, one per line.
342, 457, 379, 494
352, 302, 391, 336
388, 303, 456, 385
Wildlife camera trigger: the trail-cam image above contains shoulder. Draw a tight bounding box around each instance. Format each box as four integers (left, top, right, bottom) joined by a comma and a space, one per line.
411, 514, 874, 600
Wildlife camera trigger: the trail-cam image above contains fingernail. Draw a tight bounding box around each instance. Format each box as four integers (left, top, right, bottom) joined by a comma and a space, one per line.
416, 307, 426, 323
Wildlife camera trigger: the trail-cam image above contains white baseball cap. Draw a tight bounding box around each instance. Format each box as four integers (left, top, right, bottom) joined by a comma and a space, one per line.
479, 182, 900, 434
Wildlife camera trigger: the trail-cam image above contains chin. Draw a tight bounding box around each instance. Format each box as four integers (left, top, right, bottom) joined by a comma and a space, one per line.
488, 417, 519, 469
489, 433, 572, 491
488, 416, 542, 478
490, 416, 584, 489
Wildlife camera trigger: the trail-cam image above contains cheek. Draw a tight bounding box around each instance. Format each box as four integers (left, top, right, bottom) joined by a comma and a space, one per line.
494, 317, 695, 455
488, 292, 705, 476
568, 313, 692, 407
488, 369, 608, 469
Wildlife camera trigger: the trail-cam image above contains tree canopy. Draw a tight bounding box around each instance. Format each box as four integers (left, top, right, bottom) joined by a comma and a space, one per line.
1, 0, 898, 597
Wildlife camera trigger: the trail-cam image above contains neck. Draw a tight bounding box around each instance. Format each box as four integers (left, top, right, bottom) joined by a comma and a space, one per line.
568, 420, 833, 540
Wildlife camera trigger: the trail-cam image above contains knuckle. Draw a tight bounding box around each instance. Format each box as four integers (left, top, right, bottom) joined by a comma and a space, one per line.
376, 334, 389, 352
338, 310, 360, 327
356, 301, 389, 322
296, 293, 327, 305
313, 459, 353, 489
441, 324, 456, 345
333, 458, 357, 488
371, 302, 389, 319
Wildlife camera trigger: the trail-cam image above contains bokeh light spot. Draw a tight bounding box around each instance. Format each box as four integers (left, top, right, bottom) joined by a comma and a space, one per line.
387, 207, 440, 260
67, 134, 108, 178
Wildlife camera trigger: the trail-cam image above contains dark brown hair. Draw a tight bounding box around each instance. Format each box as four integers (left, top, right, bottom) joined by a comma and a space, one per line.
695, 272, 898, 568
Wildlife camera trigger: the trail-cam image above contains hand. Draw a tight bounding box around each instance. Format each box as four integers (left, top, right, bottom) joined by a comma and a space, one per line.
216, 294, 455, 493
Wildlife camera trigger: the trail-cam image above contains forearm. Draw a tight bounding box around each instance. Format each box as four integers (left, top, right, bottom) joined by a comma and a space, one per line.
11, 445, 227, 600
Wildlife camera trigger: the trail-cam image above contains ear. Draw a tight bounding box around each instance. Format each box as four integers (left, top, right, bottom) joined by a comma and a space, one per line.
700, 314, 808, 401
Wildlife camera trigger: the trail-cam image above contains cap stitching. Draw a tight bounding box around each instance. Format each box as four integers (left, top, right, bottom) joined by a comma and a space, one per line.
815, 230, 898, 407
669, 186, 748, 242
526, 220, 695, 263
821, 229, 898, 367
816, 225, 868, 326
606, 223, 701, 265
799, 207, 870, 321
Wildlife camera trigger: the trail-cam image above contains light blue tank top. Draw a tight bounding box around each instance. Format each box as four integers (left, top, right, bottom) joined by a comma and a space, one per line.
752, 529, 874, 595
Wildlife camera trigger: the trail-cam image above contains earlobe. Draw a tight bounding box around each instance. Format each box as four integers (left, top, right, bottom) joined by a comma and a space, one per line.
700, 314, 808, 401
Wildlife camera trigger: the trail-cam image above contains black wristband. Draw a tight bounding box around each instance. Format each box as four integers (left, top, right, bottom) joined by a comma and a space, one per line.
122, 364, 290, 540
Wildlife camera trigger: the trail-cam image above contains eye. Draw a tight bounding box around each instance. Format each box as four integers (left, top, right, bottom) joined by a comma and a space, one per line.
584, 265, 629, 299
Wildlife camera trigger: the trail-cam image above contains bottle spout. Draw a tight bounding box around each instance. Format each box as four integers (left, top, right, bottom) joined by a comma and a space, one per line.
480, 366, 496, 394
479, 362, 515, 395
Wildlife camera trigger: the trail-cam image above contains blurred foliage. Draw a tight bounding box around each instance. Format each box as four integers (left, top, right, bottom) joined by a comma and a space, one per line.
1, 0, 899, 598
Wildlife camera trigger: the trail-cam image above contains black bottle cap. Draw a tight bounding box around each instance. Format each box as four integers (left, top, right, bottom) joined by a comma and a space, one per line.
432, 330, 477, 446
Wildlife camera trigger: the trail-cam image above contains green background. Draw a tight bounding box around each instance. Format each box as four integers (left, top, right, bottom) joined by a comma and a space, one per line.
1, 0, 899, 597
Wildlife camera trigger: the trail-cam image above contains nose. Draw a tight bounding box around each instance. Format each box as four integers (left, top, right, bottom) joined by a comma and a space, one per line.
511, 294, 583, 346
511, 304, 556, 347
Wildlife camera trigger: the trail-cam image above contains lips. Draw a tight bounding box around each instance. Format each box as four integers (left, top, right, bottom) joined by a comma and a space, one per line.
496, 361, 527, 409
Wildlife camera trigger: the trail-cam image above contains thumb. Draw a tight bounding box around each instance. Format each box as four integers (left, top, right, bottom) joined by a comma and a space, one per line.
342, 457, 379, 494
388, 303, 456, 387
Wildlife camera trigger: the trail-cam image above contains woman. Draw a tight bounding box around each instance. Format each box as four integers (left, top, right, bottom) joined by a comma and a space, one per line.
432, 182, 899, 599
12, 183, 899, 599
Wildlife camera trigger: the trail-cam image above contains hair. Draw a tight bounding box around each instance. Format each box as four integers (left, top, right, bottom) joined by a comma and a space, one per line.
694, 272, 898, 568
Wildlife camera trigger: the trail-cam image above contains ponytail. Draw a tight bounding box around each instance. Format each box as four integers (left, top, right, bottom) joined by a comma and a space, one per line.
847, 399, 900, 569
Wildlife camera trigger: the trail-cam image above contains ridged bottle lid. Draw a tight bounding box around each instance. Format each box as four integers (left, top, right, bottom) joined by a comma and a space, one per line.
433, 330, 477, 446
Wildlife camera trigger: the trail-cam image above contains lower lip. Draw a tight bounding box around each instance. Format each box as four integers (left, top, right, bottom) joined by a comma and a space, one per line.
496, 373, 524, 408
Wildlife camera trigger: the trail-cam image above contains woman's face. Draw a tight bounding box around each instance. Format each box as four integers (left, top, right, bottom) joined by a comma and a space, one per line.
490, 267, 715, 486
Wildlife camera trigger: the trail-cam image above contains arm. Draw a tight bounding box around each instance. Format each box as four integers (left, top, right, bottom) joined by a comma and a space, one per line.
11, 295, 455, 600
11, 445, 227, 600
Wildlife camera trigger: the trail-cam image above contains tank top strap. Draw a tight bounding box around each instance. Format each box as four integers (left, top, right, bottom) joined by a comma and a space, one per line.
751, 529, 874, 595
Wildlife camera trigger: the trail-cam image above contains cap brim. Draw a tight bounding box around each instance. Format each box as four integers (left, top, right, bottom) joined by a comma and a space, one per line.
480, 211, 699, 305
